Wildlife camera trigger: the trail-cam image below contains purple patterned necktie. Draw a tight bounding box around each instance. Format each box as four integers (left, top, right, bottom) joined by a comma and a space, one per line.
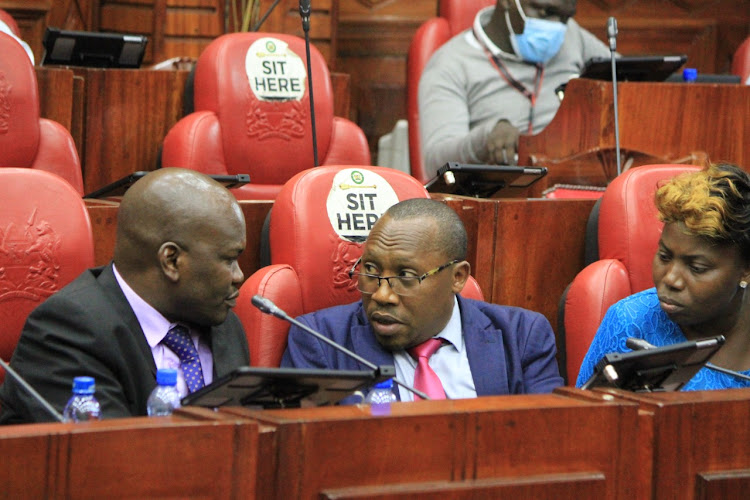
162, 324, 205, 393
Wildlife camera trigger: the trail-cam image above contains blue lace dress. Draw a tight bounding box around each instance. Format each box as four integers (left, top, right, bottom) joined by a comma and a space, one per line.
575, 288, 750, 390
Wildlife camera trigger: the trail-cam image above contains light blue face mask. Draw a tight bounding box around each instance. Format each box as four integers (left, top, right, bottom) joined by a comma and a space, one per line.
505, 0, 568, 64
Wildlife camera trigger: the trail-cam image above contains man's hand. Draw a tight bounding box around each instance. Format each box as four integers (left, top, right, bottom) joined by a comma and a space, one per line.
486, 120, 519, 165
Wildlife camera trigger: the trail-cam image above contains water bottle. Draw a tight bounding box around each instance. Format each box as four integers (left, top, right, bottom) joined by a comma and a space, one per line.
147, 368, 182, 416
62, 376, 102, 422
364, 378, 397, 405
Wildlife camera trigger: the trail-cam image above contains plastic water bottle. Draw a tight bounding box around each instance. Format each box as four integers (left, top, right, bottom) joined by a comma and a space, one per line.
147, 368, 182, 416
62, 376, 102, 422
364, 378, 397, 405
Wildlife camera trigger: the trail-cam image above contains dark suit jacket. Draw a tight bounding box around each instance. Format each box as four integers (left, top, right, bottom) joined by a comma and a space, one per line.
281, 296, 563, 398
0, 264, 250, 424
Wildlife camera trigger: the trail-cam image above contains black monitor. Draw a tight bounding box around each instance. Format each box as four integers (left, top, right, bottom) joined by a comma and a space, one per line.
181, 366, 395, 409
84, 171, 251, 199
580, 336, 725, 392
580, 54, 688, 82
424, 162, 548, 198
42, 27, 148, 69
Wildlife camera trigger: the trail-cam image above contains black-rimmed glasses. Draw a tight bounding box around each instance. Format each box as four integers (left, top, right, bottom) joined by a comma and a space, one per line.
348, 257, 458, 296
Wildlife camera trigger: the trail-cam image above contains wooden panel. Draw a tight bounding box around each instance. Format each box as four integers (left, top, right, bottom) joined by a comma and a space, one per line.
696, 470, 750, 500
36, 67, 76, 131
321, 473, 606, 499
223, 394, 639, 500
81, 68, 189, 194
0, 422, 62, 498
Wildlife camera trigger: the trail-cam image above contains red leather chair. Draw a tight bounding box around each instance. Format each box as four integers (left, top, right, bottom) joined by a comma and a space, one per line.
561, 164, 700, 384
0, 168, 94, 383
0, 32, 83, 194
234, 165, 484, 367
162, 33, 371, 200
0, 8, 20, 36
407, 0, 494, 183
732, 36, 750, 84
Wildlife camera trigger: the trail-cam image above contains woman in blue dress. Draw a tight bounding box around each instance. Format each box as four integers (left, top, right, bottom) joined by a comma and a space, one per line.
577, 163, 750, 390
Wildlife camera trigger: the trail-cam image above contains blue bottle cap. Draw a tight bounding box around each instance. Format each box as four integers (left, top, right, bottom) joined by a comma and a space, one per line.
682, 68, 698, 81
156, 368, 178, 386
373, 378, 393, 389
72, 376, 95, 395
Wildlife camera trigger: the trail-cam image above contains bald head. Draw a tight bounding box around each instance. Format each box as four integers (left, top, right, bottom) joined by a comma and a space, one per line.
115, 169, 237, 268
114, 168, 247, 325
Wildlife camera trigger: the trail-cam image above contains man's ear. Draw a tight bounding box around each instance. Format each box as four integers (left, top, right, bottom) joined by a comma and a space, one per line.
451, 260, 471, 294
158, 242, 182, 283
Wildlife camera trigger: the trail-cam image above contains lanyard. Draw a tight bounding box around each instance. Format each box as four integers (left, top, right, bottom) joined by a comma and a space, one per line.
473, 29, 544, 134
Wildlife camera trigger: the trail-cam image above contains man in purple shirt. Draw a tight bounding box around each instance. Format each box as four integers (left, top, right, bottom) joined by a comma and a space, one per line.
0, 168, 250, 423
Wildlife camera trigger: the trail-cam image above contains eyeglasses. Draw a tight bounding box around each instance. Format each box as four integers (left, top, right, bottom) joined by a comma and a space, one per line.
348, 257, 459, 297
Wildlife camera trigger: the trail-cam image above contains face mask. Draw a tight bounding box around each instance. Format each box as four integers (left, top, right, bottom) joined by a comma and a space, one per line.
505, 0, 568, 64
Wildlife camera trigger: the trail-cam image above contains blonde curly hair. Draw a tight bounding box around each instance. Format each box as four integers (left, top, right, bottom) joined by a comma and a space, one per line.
655, 163, 750, 259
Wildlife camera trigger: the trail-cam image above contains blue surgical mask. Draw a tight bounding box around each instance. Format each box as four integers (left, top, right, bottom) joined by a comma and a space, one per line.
505, 0, 568, 64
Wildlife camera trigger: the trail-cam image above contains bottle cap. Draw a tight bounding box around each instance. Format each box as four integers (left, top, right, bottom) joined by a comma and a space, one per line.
156, 368, 178, 386
373, 378, 393, 389
72, 376, 95, 395
682, 68, 698, 81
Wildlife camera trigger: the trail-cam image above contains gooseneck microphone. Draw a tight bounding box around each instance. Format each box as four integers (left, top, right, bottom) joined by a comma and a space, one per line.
251, 295, 429, 400
626, 337, 750, 382
607, 16, 622, 176
298, 0, 319, 167
0, 357, 64, 422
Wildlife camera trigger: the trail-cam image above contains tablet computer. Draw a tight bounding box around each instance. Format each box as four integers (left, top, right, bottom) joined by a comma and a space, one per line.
42, 27, 148, 69
84, 171, 251, 199
580, 335, 725, 392
580, 54, 688, 82
424, 162, 548, 198
182, 366, 394, 409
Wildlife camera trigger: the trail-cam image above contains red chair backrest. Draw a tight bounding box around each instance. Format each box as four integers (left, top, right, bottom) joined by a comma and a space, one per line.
407, 0, 494, 183
0, 32, 83, 194
236, 165, 483, 366
731, 36, 750, 84
0, 169, 94, 383
162, 33, 370, 200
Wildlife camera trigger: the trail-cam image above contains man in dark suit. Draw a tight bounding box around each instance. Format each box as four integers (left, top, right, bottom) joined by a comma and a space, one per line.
0, 168, 250, 423
281, 198, 562, 400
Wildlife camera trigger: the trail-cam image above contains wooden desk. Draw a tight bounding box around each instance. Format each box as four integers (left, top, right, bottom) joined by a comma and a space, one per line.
519, 79, 750, 194
560, 386, 750, 500
0, 415, 259, 498
220, 394, 639, 500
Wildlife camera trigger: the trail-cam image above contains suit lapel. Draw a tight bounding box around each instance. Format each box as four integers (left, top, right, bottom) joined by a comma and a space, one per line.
98, 264, 158, 377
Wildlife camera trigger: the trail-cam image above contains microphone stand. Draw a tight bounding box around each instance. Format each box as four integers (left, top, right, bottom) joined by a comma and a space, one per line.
299, 1, 319, 166
0, 357, 64, 422
607, 17, 622, 176
251, 295, 430, 400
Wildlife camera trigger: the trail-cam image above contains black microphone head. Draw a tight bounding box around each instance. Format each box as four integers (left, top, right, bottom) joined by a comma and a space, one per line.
625, 337, 656, 351
299, 0, 311, 17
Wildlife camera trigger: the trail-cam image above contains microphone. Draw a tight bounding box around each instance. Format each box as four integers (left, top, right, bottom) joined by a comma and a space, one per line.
607, 16, 622, 176
251, 295, 430, 400
625, 337, 750, 383
297, 0, 319, 167
0, 357, 64, 422
607, 16, 618, 51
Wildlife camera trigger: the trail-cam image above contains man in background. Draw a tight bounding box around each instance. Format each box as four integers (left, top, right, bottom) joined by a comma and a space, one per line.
419, 0, 609, 178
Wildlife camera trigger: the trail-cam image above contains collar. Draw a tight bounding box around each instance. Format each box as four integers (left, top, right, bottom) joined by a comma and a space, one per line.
471, 6, 523, 62
433, 296, 464, 352
112, 263, 173, 348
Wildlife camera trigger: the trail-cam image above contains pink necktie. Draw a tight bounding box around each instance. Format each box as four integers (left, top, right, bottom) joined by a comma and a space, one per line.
408, 338, 446, 400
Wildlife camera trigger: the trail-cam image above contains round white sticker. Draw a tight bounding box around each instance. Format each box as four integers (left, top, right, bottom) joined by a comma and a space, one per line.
326, 169, 400, 242
245, 37, 307, 101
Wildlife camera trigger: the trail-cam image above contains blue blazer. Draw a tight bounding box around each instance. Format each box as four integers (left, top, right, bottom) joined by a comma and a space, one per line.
281, 295, 562, 397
